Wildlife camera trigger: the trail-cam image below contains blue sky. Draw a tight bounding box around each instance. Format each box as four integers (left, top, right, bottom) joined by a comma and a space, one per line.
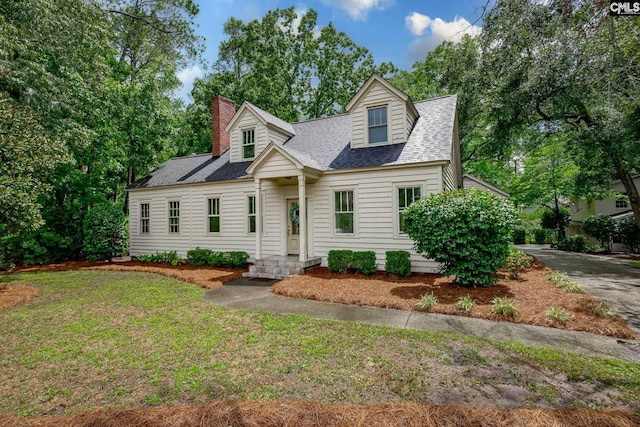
175, 0, 489, 101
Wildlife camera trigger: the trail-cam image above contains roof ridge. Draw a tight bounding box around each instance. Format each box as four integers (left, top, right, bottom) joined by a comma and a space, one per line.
414, 94, 457, 104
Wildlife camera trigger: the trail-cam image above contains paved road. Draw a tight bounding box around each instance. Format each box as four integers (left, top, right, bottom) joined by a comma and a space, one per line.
203, 276, 640, 362
521, 245, 640, 334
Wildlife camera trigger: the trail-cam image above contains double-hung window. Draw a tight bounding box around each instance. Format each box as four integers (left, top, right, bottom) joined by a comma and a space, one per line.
168, 201, 180, 234
615, 195, 628, 209
368, 106, 387, 144
334, 190, 354, 234
207, 197, 220, 233
247, 195, 256, 233
242, 129, 255, 159
398, 187, 421, 233
140, 203, 150, 234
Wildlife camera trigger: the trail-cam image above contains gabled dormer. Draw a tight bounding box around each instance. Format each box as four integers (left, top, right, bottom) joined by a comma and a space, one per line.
226, 102, 295, 163
346, 74, 419, 149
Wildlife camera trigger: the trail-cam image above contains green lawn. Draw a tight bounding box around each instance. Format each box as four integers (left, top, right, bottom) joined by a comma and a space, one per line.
626, 260, 640, 269
1, 270, 638, 416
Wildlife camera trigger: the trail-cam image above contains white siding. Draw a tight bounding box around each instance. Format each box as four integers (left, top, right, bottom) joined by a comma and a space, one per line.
311, 166, 442, 272
443, 162, 457, 191
253, 151, 300, 179
268, 127, 291, 146
350, 82, 408, 149
229, 110, 267, 163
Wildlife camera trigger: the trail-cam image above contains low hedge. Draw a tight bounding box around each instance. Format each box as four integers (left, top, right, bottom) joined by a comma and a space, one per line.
327, 250, 376, 275
186, 248, 249, 268
385, 250, 411, 277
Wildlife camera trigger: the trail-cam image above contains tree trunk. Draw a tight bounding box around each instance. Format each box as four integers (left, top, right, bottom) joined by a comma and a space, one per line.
615, 166, 640, 227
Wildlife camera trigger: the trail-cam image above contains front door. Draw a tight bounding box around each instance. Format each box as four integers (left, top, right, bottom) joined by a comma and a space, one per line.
287, 199, 300, 255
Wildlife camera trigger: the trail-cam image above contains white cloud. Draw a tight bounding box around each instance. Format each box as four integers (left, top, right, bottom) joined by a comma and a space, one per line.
320, 0, 394, 21
405, 15, 482, 62
405, 12, 431, 37
173, 65, 204, 102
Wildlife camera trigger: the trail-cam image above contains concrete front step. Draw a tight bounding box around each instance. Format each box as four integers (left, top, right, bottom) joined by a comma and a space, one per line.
243, 256, 322, 280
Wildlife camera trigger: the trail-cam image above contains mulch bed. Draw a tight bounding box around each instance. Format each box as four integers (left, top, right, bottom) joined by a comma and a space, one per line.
2, 400, 638, 427
272, 258, 638, 339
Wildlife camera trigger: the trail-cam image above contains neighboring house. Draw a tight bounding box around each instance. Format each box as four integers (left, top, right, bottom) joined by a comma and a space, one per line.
570, 175, 639, 224
462, 174, 509, 198
127, 74, 462, 277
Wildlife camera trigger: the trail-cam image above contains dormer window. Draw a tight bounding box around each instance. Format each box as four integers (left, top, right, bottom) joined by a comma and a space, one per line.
368, 106, 387, 144
242, 129, 255, 159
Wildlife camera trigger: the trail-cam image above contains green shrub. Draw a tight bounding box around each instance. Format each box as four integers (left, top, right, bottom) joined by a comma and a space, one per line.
503, 246, 532, 279
416, 292, 438, 310
82, 202, 127, 261
403, 188, 518, 287
592, 302, 616, 318
186, 248, 214, 266
137, 251, 184, 266
491, 297, 518, 317
617, 217, 640, 254
226, 251, 249, 268
541, 207, 570, 240
385, 251, 411, 277
512, 226, 526, 244
456, 294, 475, 312
328, 250, 353, 273
534, 229, 548, 244
583, 215, 616, 253
186, 249, 248, 268
351, 251, 377, 275
556, 235, 588, 253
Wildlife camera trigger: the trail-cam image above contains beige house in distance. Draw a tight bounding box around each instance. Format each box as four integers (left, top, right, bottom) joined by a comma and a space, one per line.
127, 75, 462, 278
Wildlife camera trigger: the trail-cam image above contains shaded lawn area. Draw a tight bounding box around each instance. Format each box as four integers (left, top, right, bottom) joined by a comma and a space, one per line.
272, 259, 638, 339
0, 269, 639, 422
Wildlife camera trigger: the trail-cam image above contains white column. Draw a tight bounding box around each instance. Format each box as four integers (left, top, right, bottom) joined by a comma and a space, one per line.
298, 175, 307, 262
255, 178, 262, 260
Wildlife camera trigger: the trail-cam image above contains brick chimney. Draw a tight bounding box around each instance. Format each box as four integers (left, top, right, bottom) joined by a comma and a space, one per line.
211, 96, 236, 157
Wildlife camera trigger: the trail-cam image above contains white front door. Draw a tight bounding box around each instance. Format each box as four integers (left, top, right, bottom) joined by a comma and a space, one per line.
287, 199, 300, 255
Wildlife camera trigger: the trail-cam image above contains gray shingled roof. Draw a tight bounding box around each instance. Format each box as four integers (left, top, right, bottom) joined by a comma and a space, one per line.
128, 94, 457, 189
246, 103, 295, 135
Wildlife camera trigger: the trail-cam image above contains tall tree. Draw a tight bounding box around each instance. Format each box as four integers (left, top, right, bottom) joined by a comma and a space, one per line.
480, 0, 640, 225
186, 6, 394, 152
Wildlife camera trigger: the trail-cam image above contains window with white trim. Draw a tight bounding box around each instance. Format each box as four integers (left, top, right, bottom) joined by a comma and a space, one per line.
242, 129, 255, 159
334, 190, 354, 234
368, 106, 387, 144
168, 201, 180, 233
207, 197, 220, 233
615, 194, 628, 209
398, 187, 421, 233
247, 195, 256, 233
140, 203, 150, 234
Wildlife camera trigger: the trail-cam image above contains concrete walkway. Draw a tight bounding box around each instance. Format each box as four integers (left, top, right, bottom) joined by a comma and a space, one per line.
521, 244, 640, 334
202, 276, 640, 363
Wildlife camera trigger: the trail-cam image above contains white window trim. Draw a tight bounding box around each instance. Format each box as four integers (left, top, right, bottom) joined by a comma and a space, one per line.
332, 186, 358, 237
615, 194, 629, 209
205, 196, 221, 234
242, 128, 256, 160
139, 202, 151, 235
393, 183, 424, 238
168, 200, 180, 235
245, 192, 265, 235
366, 104, 389, 146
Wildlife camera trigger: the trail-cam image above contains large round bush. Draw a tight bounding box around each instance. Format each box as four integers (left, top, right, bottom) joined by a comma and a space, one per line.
403, 188, 518, 287
583, 214, 616, 253
82, 202, 128, 261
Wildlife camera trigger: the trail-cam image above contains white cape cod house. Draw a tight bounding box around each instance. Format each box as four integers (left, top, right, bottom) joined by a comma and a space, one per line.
127, 75, 462, 277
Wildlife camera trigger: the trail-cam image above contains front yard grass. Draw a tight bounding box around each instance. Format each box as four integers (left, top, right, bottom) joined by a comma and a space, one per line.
0, 270, 639, 418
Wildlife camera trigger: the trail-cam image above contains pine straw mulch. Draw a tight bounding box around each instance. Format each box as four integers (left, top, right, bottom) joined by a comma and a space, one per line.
272, 257, 638, 339
2, 400, 639, 427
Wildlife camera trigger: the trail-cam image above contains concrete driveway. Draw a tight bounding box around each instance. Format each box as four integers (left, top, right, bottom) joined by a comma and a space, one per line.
521, 245, 640, 334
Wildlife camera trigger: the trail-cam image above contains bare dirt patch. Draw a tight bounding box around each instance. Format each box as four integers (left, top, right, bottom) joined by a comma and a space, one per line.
0, 284, 39, 311
2, 400, 638, 427
273, 258, 638, 339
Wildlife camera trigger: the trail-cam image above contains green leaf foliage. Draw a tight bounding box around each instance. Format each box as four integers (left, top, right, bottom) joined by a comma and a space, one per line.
403, 189, 518, 287
385, 251, 411, 277
583, 215, 617, 253
617, 217, 640, 254
82, 202, 128, 261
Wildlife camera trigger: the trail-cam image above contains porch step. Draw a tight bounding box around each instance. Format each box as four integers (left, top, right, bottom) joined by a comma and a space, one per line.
243, 256, 322, 280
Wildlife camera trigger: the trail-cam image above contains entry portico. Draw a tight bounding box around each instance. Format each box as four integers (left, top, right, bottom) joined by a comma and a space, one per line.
246, 143, 322, 263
